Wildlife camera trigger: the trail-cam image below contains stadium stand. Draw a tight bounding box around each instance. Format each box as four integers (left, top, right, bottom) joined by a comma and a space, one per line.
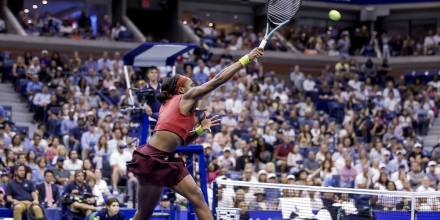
1, 0, 440, 219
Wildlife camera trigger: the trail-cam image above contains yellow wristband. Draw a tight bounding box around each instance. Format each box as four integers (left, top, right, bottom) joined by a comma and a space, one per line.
239, 55, 251, 66
195, 125, 205, 136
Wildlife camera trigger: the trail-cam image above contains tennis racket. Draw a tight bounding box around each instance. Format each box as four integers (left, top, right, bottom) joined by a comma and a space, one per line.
259, 0, 302, 49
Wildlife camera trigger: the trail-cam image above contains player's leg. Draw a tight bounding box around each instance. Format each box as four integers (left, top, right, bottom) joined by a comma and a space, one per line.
172, 175, 213, 220
133, 183, 163, 220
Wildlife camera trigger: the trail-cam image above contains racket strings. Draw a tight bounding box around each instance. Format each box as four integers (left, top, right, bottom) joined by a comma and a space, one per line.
267, 0, 301, 24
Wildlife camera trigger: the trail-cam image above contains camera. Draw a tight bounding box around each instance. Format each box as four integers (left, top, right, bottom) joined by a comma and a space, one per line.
135, 88, 156, 104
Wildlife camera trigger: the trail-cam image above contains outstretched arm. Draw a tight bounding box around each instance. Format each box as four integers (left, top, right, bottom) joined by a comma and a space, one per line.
183, 48, 264, 101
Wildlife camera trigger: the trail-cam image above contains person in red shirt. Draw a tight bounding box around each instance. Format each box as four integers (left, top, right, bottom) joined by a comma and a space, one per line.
127, 47, 264, 220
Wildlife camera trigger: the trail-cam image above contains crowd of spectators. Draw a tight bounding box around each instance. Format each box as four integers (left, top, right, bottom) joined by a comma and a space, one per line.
1, 42, 440, 219
189, 17, 289, 52
0, 49, 143, 219
283, 25, 440, 58
189, 16, 440, 58
17, 11, 132, 41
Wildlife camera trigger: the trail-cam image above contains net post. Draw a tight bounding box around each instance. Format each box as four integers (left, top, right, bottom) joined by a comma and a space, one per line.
198, 150, 208, 203
139, 112, 149, 146
411, 195, 415, 220
176, 145, 208, 220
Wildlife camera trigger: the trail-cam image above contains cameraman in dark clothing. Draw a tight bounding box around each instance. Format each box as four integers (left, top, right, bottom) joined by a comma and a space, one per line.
6, 165, 44, 220
137, 66, 162, 128
63, 171, 98, 217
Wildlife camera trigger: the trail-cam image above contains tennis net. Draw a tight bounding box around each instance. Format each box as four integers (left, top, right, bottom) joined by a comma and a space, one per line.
213, 179, 440, 220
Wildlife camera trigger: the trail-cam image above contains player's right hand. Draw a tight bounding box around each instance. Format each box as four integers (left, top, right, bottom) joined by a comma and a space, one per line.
248, 48, 264, 60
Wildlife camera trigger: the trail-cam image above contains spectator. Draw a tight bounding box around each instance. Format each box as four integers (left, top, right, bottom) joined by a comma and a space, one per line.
217, 148, 236, 171
109, 144, 131, 195
64, 150, 83, 175
155, 194, 179, 212
63, 171, 98, 216
92, 197, 125, 220
339, 157, 357, 188
80, 122, 101, 159
6, 165, 44, 220
304, 151, 320, 173
111, 22, 127, 41
54, 157, 70, 185
36, 170, 59, 208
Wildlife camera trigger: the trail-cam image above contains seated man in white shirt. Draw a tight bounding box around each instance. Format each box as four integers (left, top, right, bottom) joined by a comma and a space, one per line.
64, 150, 83, 176
109, 144, 132, 195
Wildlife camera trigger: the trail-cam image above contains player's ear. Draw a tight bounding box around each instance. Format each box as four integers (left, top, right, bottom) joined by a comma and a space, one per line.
178, 87, 185, 94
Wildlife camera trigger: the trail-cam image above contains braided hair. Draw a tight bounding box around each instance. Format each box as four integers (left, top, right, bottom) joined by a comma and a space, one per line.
157, 74, 184, 103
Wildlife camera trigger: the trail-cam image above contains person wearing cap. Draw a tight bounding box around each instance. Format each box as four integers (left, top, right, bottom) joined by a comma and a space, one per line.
217, 147, 235, 171
155, 194, 179, 212
249, 188, 267, 210
54, 157, 70, 185
409, 143, 429, 164
257, 170, 268, 183
264, 173, 280, 203
106, 128, 126, 156
109, 141, 132, 195
426, 161, 439, 187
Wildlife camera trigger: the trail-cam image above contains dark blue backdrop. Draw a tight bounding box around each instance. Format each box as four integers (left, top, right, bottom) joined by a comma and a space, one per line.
317, 0, 440, 4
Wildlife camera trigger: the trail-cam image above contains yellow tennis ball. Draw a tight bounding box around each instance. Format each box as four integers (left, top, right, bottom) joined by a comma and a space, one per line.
329, 10, 342, 21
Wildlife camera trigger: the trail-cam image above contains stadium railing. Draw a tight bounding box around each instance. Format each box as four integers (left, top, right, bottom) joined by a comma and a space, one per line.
214, 179, 440, 220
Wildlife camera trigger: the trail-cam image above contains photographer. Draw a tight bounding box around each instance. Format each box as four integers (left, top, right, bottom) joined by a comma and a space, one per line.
62, 170, 98, 217
136, 67, 162, 128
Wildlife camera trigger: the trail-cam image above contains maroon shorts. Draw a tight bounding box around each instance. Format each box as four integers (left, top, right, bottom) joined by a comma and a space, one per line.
126, 144, 190, 187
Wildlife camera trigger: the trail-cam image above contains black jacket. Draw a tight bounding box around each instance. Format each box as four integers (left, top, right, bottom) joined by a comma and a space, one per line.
36, 182, 60, 205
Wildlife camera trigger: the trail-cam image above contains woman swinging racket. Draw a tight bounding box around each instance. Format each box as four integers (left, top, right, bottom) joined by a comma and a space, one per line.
127, 47, 264, 220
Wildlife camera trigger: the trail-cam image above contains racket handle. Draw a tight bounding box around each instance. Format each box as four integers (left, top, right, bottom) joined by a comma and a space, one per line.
259, 39, 267, 49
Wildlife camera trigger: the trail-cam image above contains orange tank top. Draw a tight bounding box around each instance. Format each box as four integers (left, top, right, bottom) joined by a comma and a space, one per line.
154, 95, 196, 141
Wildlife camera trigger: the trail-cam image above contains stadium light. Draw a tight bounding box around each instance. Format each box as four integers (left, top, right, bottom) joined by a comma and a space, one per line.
208, 22, 214, 27
42, 0, 48, 5
24, 9, 29, 13
32, 4, 38, 9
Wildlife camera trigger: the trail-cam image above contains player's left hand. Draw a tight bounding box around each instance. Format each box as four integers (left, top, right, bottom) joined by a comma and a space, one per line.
200, 115, 221, 133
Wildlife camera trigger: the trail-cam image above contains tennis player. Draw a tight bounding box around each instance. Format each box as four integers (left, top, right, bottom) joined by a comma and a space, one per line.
127, 47, 264, 220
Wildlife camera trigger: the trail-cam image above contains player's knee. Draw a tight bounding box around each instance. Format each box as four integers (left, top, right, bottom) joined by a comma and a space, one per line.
190, 188, 206, 206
